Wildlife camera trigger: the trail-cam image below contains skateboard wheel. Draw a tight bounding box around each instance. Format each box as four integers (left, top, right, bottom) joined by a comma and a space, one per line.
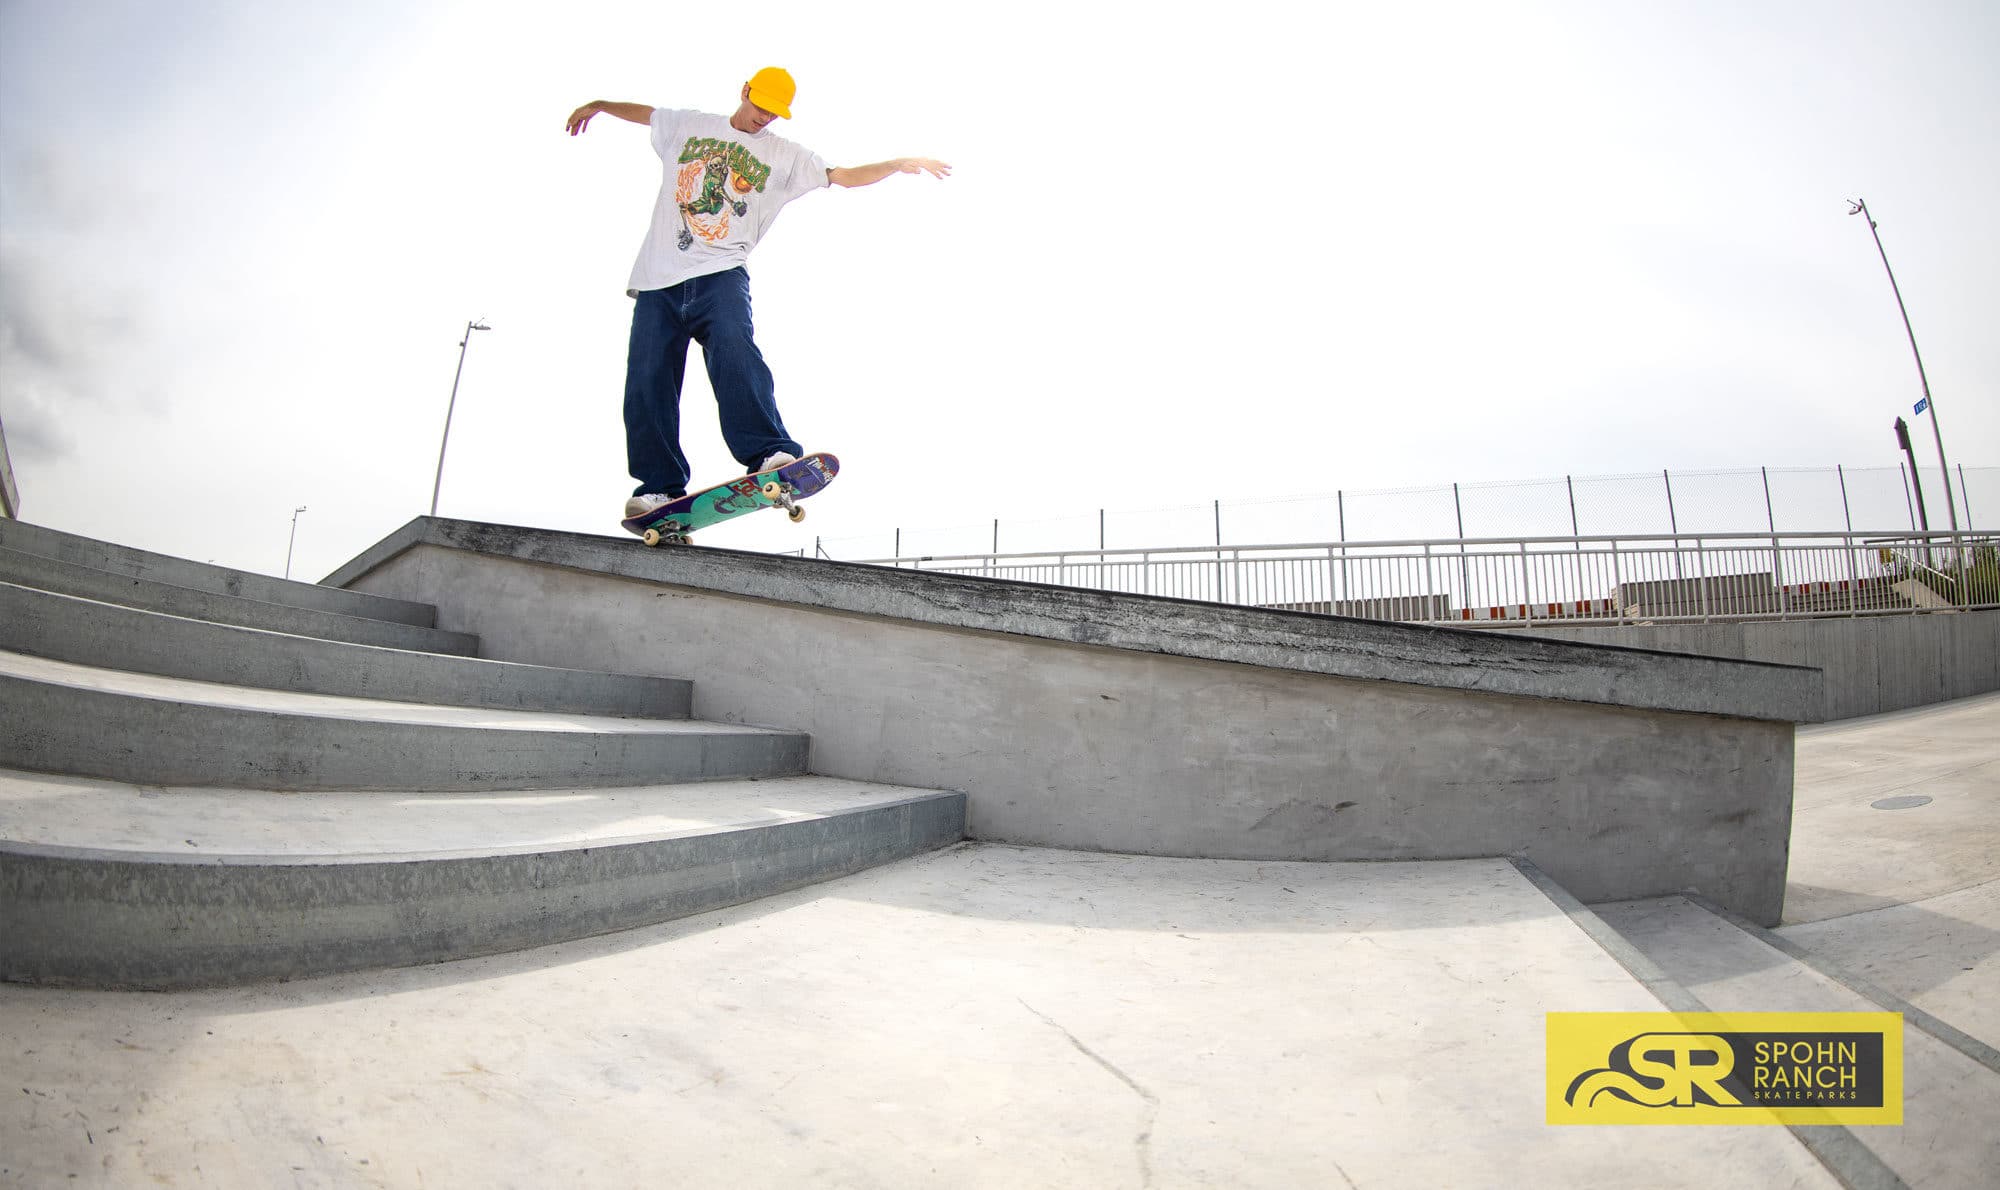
762, 481, 784, 500
642, 530, 662, 547
788, 506, 806, 523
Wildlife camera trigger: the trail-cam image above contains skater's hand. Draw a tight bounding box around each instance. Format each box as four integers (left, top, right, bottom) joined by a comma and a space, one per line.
828, 157, 953, 187
566, 101, 654, 135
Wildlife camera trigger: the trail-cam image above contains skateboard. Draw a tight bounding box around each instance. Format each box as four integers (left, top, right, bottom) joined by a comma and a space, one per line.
621, 452, 840, 546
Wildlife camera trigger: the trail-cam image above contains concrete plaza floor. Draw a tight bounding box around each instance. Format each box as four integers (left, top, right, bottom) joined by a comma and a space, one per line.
4, 693, 1996, 1188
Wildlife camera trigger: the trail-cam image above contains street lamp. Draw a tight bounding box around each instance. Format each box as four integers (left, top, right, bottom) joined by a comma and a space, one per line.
285, 505, 308, 580
430, 319, 491, 517
1848, 200, 1959, 544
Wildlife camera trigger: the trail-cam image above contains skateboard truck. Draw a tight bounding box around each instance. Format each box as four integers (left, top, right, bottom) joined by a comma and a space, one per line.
641, 519, 694, 547
761, 480, 807, 524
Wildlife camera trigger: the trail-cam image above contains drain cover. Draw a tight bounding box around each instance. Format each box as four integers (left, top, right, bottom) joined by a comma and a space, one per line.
1871, 795, 1933, 810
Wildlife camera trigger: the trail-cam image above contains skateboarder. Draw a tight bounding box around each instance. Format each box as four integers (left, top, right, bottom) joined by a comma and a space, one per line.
566, 68, 951, 524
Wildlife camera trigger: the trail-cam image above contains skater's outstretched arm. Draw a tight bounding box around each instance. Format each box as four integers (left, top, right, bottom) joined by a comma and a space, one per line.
827, 158, 952, 187
566, 101, 655, 135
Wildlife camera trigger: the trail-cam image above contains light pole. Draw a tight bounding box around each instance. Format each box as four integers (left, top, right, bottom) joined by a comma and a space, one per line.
430, 319, 491, 517
284, 505, 308, 579
1848, 200, 1959, 545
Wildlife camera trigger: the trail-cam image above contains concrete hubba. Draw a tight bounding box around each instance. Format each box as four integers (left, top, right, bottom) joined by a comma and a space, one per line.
331, 518, 1822, 925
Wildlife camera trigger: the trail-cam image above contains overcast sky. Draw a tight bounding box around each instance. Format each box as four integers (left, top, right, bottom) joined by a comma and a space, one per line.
2, 0, 1994, 577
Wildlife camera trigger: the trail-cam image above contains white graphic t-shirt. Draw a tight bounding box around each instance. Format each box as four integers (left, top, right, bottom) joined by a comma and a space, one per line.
625, 108, 831, 295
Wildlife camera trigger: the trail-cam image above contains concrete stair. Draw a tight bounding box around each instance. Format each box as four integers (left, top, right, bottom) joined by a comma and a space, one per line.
0, 523, 964, 989
0, 581, 693, 718
0, 546, 479, 654
1594, 894, 2000, 1190
0, 517, 437, 625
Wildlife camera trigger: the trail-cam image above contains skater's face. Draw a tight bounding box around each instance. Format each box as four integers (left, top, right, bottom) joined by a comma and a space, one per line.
731, 88, 780, 134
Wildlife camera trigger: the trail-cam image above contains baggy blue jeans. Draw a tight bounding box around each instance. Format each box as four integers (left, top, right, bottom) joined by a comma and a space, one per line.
624, 267, 802, 498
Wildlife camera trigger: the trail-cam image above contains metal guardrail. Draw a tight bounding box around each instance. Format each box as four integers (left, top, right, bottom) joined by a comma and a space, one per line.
861, 530, 1998, 627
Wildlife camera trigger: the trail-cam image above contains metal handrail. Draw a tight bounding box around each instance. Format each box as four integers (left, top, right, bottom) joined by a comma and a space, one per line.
860, 529, 1992, 567
857, 529, 1997, 626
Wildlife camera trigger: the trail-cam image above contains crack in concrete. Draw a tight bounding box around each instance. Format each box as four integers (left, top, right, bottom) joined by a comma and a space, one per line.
1019, 998, 1159, 1186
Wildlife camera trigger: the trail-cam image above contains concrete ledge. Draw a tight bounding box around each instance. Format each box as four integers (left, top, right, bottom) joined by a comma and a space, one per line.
331, 518, 1820, 723
331, 518, 1818, 924
0, 655, 806, 792
0, 792, 966, 989
1499, 612, 2000, 722
0, 582, 691, 718
1, 547, 479, 656
0, 517, 436, 626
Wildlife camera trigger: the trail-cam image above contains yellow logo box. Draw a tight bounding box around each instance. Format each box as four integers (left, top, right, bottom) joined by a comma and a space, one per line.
1547, 1012, 1902, 1126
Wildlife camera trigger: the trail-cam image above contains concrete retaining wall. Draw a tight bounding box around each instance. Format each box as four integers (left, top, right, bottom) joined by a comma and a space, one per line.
1494, 613, 2000, 721
330, 519, 1820, 925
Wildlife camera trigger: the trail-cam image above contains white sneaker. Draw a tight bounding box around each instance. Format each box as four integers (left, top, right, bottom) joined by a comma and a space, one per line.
752, 451, 798, 474
624, 493, 677, 519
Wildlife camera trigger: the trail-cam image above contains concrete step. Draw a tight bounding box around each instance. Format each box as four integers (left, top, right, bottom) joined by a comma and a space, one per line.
0, 517, 437, 626
0, 547, 479, 656
0, 581, 691, 719
0, 848, 1845, 1183
1595, 894, 2000, 1190
0, 769, 965, 989
0, 651, 807, 791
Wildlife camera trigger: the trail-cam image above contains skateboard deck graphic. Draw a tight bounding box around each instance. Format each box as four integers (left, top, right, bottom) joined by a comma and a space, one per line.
621, 452, 839, 546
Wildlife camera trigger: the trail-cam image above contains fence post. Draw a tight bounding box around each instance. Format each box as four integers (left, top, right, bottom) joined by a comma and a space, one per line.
1424, 541, 1437, 618
1845, 526, 1861, 618
1337, 490, 1349, 613
1611, 539, 1626, 624
1772, 531, 1790, 620
1663, 470, 1685, 581
1837, 466, 1859, 618
1567, 475, 1584, 607
1453, 482, 1470, 604
1519, 539, 1534, 626
1214, 500, 1224, 602
1698, 537, 1712, 622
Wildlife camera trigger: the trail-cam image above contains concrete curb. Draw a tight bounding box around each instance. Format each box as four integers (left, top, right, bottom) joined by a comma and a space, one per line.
0, 670, 808, 791
0, 517, 436, 626
1684, 892, 2000, 1076
330, 517, 1822, 723
0, 547, 478, 656
0, 582, 691, 719
1514, 863, 1907, 1190
0, 791, 966, 989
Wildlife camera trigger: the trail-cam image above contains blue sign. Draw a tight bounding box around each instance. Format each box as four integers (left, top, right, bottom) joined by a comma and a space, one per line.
1915, 397, 1930, 415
